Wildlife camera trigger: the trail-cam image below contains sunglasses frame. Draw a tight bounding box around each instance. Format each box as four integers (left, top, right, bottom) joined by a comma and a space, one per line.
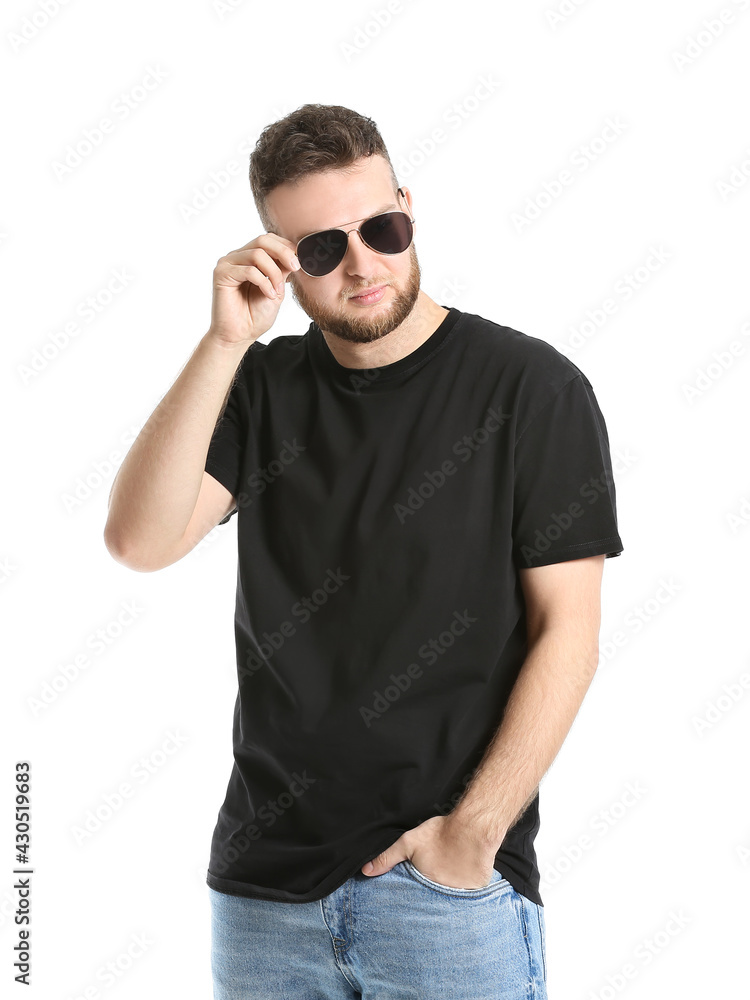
294, 187, 415, 277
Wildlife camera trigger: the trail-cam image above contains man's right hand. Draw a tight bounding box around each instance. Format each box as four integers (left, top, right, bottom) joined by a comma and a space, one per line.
208, 233, 302, 347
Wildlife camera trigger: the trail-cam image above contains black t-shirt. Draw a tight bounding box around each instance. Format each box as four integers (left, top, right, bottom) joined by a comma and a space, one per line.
203, 305, 623, 906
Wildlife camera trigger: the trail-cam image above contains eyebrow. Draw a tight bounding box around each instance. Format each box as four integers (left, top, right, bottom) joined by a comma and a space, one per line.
295, 203, 399, 244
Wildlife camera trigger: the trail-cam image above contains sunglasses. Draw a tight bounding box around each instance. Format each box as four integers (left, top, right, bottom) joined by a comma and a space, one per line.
294, 190, 415, 277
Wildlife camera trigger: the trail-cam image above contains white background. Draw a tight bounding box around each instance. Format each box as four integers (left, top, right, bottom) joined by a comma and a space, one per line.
2, 0, 749, 997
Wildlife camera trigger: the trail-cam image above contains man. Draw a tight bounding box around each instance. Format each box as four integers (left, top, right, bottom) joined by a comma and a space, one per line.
105, 104, 623, 999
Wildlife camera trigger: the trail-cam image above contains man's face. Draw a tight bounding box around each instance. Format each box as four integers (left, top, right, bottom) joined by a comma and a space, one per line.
265, 155, 421, 345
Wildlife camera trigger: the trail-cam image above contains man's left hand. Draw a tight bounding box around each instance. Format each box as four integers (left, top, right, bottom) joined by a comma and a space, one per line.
360, 814, 501, 889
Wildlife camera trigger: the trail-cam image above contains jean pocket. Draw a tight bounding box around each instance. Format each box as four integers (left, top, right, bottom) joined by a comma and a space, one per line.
401, 860, 508, 896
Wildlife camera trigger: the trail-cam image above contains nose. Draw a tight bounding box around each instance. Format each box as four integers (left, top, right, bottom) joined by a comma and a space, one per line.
341, 228, 376, 272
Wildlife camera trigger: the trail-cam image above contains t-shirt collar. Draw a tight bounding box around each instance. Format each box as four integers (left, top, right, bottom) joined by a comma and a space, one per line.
310, 306, 461, 390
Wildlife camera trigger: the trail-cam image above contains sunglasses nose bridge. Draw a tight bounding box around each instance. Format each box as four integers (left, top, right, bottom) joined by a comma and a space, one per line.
299, 213, 412, 275
343, 225, 373, 255
325, 226, 369, 272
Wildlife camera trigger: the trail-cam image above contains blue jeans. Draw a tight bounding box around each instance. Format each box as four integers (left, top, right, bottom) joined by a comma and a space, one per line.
209, 860, 548, 999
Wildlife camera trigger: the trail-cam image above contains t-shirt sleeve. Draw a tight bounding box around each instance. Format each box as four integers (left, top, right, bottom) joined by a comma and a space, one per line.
512, 373, 624, 568
204, 362, 249, 526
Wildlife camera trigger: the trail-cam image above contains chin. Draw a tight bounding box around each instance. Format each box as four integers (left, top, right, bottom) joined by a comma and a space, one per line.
291, 247, 422, 343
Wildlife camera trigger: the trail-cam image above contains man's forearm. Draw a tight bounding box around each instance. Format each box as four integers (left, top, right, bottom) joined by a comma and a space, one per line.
449, 626, 599, 849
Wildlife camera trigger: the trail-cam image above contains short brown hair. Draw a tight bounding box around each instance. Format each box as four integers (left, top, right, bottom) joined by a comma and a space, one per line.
249, 103, 400, 232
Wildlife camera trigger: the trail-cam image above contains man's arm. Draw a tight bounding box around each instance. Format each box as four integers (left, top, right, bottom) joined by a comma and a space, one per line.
449, 553, 606, 849
103, 334, 249, 572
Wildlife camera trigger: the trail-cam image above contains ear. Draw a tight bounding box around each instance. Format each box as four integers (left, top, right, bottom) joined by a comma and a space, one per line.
399, 186, 414, 219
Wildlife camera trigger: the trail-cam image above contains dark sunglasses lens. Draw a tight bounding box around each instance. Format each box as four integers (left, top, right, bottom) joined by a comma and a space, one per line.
361, 212, 413, 254
297, 231, 347, 276
297, 213, 413, 276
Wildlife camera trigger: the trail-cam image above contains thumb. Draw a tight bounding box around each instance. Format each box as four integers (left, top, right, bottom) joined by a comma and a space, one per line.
361, 842, 403, 877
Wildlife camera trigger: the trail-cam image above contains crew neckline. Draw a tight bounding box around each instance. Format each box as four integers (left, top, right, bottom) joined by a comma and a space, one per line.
311, 306, 461, 391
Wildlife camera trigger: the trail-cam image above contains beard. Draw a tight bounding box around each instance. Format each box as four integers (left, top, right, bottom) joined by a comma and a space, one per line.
288, 244, 422, 345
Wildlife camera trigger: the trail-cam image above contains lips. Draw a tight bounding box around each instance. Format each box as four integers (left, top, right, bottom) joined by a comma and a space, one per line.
350, 284, 386, 300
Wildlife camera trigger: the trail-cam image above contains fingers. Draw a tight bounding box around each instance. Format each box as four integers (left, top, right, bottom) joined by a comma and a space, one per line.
216, 234, 301, 299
